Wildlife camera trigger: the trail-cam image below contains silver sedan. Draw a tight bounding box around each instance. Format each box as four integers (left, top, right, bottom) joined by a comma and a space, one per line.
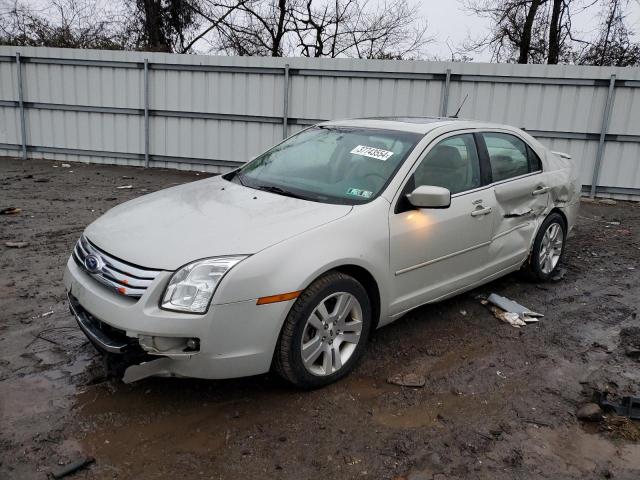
64, 117, 581, 388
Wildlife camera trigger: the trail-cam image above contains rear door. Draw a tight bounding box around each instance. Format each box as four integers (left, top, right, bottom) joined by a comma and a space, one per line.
478, 132, 551, 272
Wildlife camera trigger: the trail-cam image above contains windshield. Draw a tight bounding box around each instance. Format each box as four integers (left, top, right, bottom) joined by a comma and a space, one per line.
230, 126, 422, 204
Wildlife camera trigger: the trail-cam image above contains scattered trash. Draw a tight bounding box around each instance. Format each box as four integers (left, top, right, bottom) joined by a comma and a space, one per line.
116, 185, 133, 189
576, 403, 603, 421
0, 207, 21, 215
608, 221, 621, 226
60, 163, 71, 168
496, 371, 507, 379
486, 294, 543, 328
41, 310, 54, 318
599, 199, 617, 205
550, 267, 566, 282
5, 241, 29, 248
50, 456, 95, 479
597, 393, 640, 420
387, 372, 426, 388
490, 306, 526, 327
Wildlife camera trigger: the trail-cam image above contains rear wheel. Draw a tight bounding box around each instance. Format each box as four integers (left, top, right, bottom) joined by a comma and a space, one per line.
526, 212, 566, 281
274, 271, 371, 388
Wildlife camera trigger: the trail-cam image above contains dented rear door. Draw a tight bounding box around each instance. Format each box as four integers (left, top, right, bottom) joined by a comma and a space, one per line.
479, 132, 550, 273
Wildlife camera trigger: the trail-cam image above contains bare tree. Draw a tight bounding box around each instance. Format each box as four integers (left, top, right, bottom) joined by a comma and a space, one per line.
1, 0, 430, 58
210, 0, 429, 58
209, 0, 292, 56
0, 0, 129, 49
462, 0, 639, 65
462, 0, 556, 63
575, 0, 640, 65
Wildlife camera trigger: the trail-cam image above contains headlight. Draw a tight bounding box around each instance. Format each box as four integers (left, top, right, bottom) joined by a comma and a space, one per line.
161, 256, 247, 313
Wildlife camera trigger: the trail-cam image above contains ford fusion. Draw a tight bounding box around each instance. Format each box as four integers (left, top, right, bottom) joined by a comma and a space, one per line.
64, 117, 581, 388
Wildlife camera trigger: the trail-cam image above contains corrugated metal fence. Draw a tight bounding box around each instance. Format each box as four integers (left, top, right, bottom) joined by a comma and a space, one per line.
1, 46, 640, 199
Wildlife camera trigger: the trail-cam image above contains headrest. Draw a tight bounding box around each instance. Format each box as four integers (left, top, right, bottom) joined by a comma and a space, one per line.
426, 145, 465, 168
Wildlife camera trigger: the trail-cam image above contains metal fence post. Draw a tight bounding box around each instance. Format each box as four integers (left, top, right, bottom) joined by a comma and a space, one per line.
15, 53, 27, 160
282, 63, 290, 139
439, 68, 451, 117
590, 74, 616, 198
143, 59, 150, 168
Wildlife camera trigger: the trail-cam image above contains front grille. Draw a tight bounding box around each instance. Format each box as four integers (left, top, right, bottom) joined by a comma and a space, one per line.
73, 235, 162, 298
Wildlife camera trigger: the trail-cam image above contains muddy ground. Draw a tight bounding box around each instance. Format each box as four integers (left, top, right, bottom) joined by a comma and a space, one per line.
1, 156, 639, 480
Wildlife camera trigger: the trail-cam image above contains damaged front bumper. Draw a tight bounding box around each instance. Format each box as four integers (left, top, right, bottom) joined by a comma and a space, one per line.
63, 257, 291, 382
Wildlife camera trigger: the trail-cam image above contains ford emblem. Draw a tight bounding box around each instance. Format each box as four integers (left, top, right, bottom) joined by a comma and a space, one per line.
84, 254, 103, 274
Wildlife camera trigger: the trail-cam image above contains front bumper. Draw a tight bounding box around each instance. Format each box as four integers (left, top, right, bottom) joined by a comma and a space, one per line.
63, 256, 293, 381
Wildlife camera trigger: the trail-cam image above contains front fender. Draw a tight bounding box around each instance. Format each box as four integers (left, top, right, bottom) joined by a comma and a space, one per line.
213, 198, 392, 323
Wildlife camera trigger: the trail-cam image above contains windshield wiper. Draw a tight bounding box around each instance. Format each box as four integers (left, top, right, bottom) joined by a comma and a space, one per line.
252, 184, 307, 200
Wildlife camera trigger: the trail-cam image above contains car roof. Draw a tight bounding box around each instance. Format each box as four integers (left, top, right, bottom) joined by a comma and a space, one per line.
319, 116, 511, 135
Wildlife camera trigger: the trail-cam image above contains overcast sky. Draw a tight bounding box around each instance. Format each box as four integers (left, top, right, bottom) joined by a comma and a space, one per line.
422, 0, 640, 61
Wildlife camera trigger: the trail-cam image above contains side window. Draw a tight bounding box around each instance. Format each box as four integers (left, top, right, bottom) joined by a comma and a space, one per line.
482, 133, 530, 182
413, 134, 481, 195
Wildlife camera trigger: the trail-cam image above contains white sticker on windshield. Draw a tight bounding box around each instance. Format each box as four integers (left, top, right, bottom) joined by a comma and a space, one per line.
350, 145, 394, 161
346, 188, 372, 198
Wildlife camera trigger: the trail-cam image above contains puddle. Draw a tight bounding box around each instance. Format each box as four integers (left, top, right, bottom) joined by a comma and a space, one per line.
0, 373, 75, 444
373, 391, 504, 429
526, 425, 640, 473
0, 350, 93, 448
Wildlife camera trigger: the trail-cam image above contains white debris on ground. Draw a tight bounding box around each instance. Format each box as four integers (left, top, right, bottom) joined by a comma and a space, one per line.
485, 293, 544, 328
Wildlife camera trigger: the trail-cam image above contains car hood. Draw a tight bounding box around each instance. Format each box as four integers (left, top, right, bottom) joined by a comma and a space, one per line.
85, 176, 352, 270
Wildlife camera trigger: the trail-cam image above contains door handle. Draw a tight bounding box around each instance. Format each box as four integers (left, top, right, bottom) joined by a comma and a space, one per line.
532, 185, 550, 195
471, 206, 492, 217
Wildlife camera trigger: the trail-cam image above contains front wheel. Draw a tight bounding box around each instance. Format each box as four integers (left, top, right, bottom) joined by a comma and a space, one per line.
526, 212, 566, 281
273, 271, 372, 388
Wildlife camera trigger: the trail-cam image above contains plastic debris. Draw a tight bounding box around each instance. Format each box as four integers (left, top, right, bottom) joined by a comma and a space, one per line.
60, 163, 71, 168
489, 306, 526, 327
486, 293, 543, 328
5, 241, 29, 248
387, 373, 426, 388
0, 207, 21, 215
597, 393, 640, 420
50, 457, 95, 479
116, 185, 133, 189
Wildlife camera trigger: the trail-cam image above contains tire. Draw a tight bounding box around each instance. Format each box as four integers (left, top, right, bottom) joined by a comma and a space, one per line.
274, 271, 372, 389
526, 212, 566, 282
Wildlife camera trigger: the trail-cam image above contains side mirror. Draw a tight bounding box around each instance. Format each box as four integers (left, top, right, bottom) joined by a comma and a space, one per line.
406, 185, 451, 209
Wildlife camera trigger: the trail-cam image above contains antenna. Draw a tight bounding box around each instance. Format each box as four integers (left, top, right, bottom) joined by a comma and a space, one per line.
451, 93, 469, 118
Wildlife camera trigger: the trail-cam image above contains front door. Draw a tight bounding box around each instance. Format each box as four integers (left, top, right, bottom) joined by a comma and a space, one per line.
388, 133, 495, 316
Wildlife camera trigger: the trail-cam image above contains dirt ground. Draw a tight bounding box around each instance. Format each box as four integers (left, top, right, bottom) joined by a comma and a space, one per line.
1, 156, 639, 480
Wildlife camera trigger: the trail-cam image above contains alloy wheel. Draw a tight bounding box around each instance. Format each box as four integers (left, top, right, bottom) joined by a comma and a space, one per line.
539, 222, 564, 274
300, 292, 363, 376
